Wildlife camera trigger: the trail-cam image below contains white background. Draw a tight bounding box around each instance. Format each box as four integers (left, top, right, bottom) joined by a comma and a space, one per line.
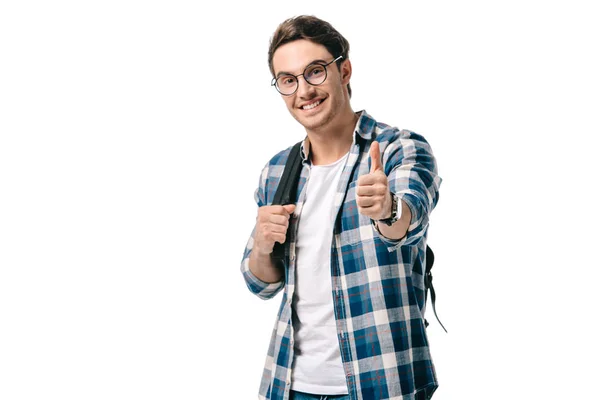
1, 1, 599, 399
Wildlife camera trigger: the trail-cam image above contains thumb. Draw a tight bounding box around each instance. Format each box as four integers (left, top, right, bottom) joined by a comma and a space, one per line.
283, 204, 296, 215
369, 142, 383, 173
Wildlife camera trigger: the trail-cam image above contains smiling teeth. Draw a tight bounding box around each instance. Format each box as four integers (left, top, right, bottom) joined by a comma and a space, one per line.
303, 100, 321, 110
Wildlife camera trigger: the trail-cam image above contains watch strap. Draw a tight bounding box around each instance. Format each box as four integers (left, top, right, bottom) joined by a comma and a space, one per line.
377, 192, 399, 226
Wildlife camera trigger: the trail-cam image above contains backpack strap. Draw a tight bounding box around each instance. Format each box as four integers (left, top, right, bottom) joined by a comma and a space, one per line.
271, 141, 303, 264
424, 245, 448, 333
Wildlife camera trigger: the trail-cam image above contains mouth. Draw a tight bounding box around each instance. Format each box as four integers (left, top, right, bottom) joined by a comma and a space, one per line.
299, 98, 325, 112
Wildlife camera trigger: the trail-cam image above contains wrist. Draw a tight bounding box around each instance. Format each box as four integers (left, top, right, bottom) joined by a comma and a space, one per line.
377, 192, 400, 226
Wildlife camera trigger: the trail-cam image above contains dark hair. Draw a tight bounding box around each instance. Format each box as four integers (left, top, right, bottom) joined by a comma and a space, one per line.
268, 15, 352, 98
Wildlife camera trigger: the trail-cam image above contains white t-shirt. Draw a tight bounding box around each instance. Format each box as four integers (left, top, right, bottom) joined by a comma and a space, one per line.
291, 152, 349, 395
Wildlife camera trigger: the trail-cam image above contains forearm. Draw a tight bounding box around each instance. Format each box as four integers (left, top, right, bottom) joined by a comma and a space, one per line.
249, 248, 283, 284
375, 199, 412, 240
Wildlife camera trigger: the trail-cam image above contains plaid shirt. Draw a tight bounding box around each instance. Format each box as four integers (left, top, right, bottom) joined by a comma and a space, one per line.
241, 110, 442, 400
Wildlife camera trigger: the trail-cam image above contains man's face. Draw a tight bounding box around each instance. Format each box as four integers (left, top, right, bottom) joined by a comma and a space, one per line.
272, 39, 349, 132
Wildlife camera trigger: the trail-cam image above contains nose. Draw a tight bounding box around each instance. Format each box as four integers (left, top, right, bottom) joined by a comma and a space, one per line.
296, 75, 317, 99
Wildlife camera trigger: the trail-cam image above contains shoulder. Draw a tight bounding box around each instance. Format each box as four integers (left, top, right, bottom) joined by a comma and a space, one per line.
267, 144, 295, 168
261, 143, 298, 181
359, 112, 428, 146
375, 124, 430, 146
254, 143, 299, 202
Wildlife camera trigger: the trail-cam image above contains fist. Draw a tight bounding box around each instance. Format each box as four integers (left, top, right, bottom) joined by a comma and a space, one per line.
254, 204, 296, 255
356, 142, 392, 220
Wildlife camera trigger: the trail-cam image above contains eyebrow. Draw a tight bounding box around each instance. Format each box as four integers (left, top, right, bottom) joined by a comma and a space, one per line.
275, 59, 329, 78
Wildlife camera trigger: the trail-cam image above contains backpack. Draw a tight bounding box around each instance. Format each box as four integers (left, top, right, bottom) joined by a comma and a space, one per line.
271, 141, 446, 332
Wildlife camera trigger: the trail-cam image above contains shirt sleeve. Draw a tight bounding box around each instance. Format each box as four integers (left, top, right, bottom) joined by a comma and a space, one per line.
240, 162, 285, 300
379, 129, 442, 251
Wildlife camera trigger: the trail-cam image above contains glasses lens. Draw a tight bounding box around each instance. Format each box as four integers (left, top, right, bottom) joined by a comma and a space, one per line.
276, 75, 297, 95
305, 64, 327, 85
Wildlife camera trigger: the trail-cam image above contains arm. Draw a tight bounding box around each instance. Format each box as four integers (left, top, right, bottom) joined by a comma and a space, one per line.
247, 202, 295, 283
249, 245, 282, 284
356, 130, 441, 248
373, 198, 412, 240
240, 163, 293, 300
384, 129, 442, 247
240, 224, 285, 300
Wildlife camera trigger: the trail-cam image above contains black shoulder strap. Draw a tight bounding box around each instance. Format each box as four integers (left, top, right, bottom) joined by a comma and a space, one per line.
271, 141, 303, 263
424, 245, 447, 333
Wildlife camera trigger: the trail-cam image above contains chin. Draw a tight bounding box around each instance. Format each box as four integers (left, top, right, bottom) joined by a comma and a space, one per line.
292, 108, 334, 131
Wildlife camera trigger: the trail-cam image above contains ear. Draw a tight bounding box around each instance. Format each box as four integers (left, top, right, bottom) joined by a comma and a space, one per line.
340, 58, 352, 85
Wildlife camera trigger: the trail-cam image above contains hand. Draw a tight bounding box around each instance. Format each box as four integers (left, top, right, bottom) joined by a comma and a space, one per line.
356, 142, 392, 220
253, 204, 296, 256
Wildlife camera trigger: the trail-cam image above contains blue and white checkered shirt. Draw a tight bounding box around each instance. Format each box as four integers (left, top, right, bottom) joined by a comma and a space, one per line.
241, 110, 442, 400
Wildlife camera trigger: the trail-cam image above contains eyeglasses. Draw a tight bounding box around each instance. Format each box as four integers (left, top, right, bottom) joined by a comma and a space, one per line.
271, 55, 343, 96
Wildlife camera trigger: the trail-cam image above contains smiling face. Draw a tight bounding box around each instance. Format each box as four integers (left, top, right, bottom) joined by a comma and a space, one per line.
272, 39, 351, 133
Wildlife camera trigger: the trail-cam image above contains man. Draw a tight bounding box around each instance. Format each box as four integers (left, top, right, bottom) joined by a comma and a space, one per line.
241, 15, 442, 400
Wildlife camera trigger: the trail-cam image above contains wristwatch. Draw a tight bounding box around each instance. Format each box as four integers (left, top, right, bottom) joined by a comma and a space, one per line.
377, 192, 400, 226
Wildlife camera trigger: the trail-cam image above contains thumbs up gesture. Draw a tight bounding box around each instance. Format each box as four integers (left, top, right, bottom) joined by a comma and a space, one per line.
356, 142, 392, 220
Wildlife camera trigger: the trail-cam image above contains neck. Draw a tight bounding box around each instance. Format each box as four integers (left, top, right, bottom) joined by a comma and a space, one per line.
306, 107, 359, 166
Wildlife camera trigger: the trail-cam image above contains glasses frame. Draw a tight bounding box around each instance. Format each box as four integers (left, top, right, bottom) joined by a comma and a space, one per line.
271, 55, 344, 96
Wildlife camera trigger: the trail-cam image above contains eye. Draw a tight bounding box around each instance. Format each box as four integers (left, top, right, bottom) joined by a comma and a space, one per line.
307, 65, 325, 77
278, 75, 296, 87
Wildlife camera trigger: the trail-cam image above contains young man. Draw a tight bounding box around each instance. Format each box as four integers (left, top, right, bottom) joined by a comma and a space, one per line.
241, 15, 442, 400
